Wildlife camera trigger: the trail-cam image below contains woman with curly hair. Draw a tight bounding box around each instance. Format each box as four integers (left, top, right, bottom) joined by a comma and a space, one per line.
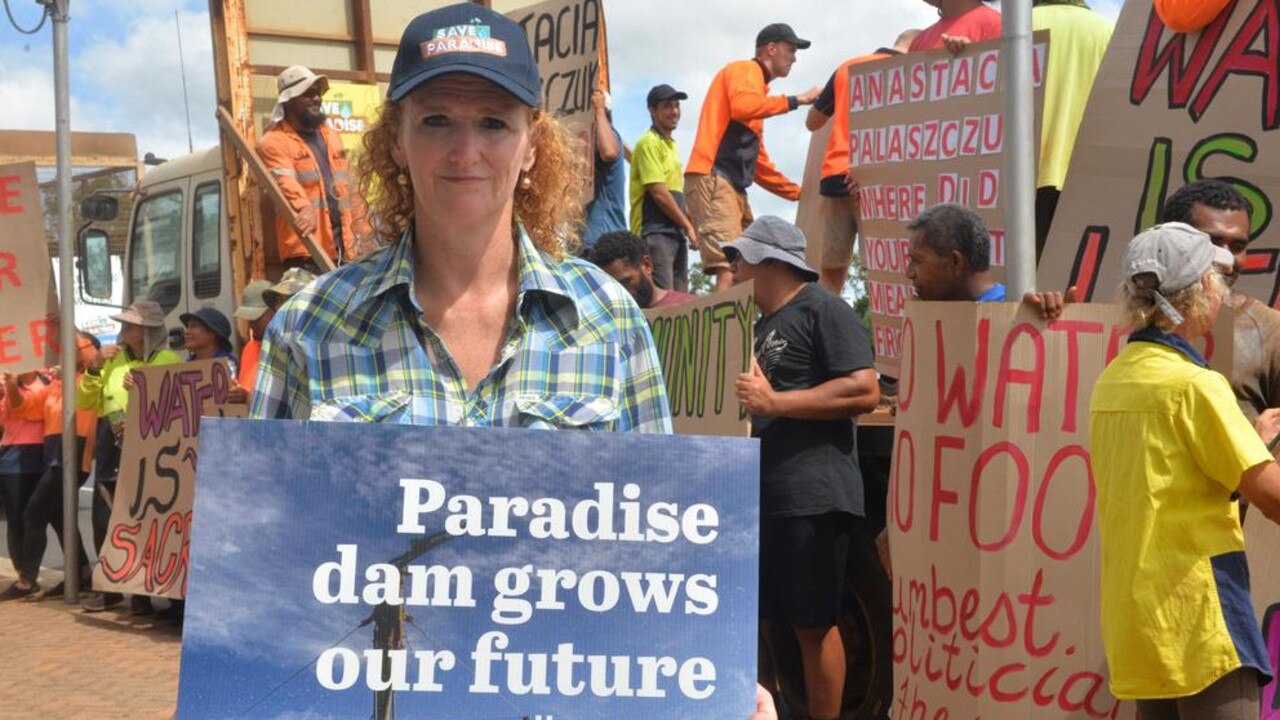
251, 2, 670, 433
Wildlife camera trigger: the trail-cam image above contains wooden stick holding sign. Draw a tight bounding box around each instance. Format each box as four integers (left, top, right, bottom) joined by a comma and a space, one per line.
215, 106, 336, 273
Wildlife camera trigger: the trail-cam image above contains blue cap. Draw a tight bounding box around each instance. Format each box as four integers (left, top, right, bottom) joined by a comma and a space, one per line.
179, 307, 233, 344
388, 3, 542, 107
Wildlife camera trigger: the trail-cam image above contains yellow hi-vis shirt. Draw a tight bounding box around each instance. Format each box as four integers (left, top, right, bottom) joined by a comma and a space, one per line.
1090, 336, 1274, 699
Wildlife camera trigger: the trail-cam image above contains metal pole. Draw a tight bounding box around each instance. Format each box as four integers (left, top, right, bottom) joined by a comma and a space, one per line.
175, 10, 194, 153
1002, 0, 1037, 298
52, 0, 81, 604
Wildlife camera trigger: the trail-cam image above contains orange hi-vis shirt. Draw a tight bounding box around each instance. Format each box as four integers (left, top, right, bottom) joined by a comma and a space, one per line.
257, 121, 358, 264
1154, 0, 1231, 32
686, 59, 801, 201
815, 50, 896, 195
41, 375, 98, 473
239, 337, 261, 395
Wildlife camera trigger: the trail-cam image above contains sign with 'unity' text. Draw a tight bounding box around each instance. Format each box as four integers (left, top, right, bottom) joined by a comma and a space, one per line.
849, 37, 1047, 377
889, 302, 1136, 720
94, 359, 247, 599
1040, 0, 1280, 306
0, 161, 59, 374
645, 282, 755, 437
178, 420, 759, 719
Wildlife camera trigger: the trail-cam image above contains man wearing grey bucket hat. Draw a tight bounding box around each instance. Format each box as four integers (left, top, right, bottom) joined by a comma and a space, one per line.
724, 215, 880, 719
1090, 221, 1280, 717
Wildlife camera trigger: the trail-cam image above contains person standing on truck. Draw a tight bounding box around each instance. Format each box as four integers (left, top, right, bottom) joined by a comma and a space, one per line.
257, 65, 360, 273
252, 3, 670, 433
685, 23, 821, 294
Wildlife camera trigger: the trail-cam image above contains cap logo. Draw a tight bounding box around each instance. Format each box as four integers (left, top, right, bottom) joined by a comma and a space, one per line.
421, 22, 508, 58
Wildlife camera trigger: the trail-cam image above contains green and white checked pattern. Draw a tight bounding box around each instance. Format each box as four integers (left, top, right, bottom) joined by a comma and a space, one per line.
251, 227, 673, 434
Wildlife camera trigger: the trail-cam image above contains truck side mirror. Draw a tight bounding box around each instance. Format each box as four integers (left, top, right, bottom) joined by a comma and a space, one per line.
78, 227, 113, 300
80, 194, 119, 222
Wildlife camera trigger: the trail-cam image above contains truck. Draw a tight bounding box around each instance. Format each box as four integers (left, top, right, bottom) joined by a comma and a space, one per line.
76, 0, 608, 347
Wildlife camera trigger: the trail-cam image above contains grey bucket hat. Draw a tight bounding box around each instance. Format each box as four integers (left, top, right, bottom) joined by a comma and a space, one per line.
722, 216, 819, 282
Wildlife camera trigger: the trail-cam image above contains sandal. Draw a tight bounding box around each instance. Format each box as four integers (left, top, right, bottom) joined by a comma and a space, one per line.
27, 582, 65, 601
0, 582, 38, 601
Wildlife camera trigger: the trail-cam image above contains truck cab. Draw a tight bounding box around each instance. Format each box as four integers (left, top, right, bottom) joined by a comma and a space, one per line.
80, 147, 238, 351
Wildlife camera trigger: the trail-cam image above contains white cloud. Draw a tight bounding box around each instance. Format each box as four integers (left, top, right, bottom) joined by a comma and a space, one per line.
0, 58, 65, 129
73, 9, 218, 159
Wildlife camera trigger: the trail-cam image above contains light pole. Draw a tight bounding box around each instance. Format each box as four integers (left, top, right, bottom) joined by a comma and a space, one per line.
46, 0, 81, 603
1002, 0, 1037, 298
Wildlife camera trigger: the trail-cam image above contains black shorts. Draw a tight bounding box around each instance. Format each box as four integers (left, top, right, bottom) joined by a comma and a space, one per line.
759, 512, 854, 628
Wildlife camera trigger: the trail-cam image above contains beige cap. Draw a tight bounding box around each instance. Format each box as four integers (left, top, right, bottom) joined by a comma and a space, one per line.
234, 280, 273, 321
264, 267, 317, 305
109, 300, 166, 328
269, 65, 329, 125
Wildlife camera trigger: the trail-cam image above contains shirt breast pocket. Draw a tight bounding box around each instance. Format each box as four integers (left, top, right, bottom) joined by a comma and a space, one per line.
514, 394, 621, 431
310, 392, 411, 423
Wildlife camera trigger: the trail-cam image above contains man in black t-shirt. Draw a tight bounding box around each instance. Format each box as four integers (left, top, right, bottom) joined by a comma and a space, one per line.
723, 216, 880, 720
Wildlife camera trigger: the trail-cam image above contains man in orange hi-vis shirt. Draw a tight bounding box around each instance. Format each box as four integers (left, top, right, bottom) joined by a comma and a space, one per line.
1155, 0, 1232, 33
806, 29, 919, 293
686, 23, 821, 293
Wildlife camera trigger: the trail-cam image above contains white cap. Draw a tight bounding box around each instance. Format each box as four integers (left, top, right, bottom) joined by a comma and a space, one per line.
1123, 221, 1234, 326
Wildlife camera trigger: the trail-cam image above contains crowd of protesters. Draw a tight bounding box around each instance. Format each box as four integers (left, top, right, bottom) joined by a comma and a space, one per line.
6, 1, 1278, 719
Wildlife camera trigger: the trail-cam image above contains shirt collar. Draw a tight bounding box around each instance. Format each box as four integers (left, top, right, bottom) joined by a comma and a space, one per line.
1128, 326, 1209, 368
648, 125, 674, 142
350, 225, 580, 327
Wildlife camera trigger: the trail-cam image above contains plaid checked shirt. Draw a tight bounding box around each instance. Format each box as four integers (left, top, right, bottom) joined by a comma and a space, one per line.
250, 228, 672, 433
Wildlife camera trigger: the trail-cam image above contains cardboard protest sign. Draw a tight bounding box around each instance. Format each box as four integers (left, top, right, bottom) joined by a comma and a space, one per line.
1040, 0, 1280, 307
1245, 511, 1280, 717
0, 161, 59, 374
645, 282, 754, 437
93, 359, 247, 599
323, 81, 383, 156
795, 123, 834, 273
509, 0, 606, 200
889, 301, 1137, 720
179, 420, 759, 719
849, 37, 1047, 377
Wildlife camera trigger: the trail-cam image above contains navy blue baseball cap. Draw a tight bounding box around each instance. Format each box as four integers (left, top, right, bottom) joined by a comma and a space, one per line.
388, 3, 542, 107
646, 84, 688, 107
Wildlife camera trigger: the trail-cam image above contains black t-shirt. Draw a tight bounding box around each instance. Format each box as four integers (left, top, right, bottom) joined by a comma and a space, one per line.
753, 284, 875, 518
301, 130, 344, 260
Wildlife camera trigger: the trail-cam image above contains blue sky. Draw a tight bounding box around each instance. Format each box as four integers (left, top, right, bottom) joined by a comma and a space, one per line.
180, 419, 760, 719
0, 0, 1124, 225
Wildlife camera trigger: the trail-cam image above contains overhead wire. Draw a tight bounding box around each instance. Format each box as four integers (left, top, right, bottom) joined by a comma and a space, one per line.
3, 0, 49, 35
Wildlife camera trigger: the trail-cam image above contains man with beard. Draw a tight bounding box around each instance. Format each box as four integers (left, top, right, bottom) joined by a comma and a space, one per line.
587, 231, 696, 309
1161, 179, 1280, 420
257, 65, 359, 272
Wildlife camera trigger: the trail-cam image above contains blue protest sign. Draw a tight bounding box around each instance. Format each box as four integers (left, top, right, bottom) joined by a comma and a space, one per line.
178, 419, 759, 720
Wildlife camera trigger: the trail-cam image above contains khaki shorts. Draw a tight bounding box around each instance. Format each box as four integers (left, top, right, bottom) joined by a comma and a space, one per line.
685, 173, 753, 273
817, 194, 860, 270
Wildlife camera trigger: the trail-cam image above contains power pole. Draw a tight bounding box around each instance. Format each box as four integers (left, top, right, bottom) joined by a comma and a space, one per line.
47, 0, 82, 603
1003, 0, 1037, 298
